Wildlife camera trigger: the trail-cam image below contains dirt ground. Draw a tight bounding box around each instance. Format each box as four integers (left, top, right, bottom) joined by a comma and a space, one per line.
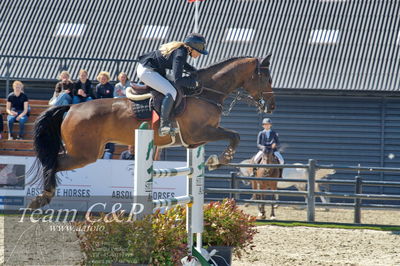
232, 225, 400, 266
1, 206, 399, 265
238, 204, 400, 225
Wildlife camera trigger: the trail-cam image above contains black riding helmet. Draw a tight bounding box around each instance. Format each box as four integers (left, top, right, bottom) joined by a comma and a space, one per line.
184, 33, 209, 55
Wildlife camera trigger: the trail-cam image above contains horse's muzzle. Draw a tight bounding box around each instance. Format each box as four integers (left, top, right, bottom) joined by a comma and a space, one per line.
264, 103, 275, 114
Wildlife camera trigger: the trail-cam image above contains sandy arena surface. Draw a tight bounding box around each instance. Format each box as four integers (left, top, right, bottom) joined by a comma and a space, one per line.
1, 206, 399, 265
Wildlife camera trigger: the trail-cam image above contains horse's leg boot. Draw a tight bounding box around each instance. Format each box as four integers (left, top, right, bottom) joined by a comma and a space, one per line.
159, 93, 176, 136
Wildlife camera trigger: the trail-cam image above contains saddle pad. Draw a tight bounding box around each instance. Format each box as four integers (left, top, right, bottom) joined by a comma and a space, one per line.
131, 98, 152, 120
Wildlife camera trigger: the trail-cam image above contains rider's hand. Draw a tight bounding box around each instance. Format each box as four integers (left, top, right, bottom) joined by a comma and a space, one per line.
271, 143, 277, 149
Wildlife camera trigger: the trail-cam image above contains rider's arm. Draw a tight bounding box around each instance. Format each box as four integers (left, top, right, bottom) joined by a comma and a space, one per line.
172, 47, 197, 89
257, 131, 265, 150
274, 132, 280, 148
184, 62, 197, 73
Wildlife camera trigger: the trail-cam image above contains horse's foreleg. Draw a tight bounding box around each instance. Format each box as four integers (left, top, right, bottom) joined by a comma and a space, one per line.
270, 194, 276, 219
195, 126, 240, 170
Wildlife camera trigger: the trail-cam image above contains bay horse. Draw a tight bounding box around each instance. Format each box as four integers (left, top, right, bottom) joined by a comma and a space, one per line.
239, 161, 336, 207
249, 150, 280, 219
29, 55, 275, 208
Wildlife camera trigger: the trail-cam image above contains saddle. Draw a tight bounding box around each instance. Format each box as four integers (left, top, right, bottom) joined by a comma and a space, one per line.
126, 83, 187, 121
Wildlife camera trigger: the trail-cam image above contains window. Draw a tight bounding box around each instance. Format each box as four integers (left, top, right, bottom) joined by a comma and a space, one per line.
310, 30, 340, 44
55, 23, 86, 37
225, 28, 255, 42
141, 25, 169, 40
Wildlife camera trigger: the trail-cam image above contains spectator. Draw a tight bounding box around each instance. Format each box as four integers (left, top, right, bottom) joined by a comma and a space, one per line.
95, 71, 114, 99
120, 145, 135, 160
114, 72, 130, 98
73, 69, 95, 104
95, 71, 115, 159
50, 71, 74, 106
103, 143, 115, 159
6, 81, 29, 140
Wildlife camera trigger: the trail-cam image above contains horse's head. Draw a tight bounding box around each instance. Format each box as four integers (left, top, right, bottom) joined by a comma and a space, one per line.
242, 55, 275, 114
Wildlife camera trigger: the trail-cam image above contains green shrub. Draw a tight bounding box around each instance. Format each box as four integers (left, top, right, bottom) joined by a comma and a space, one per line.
74, 199, 257, 264
202, 198, 258, 258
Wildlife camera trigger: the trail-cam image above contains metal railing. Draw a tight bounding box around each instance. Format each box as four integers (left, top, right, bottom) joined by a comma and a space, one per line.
205, 159, 400, 223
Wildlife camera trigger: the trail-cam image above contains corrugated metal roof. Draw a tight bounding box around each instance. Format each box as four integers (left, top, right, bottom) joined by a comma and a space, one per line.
1, 0, 400, 91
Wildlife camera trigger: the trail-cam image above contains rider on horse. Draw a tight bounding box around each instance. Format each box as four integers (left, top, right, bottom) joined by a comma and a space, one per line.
254, 118, 284, 175
137, 33, 208, 136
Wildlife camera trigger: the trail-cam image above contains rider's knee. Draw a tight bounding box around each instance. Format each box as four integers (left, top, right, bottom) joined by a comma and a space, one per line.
168, 89, 177, 100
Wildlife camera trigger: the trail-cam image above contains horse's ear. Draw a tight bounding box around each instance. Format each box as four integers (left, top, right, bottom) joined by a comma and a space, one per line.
260, 54, 272, 68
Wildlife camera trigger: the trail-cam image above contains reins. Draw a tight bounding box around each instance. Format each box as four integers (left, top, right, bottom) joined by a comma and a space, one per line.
185, 57, 274, 115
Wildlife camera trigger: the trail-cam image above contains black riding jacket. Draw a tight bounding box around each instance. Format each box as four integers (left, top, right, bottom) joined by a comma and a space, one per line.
138, 46, 197, 89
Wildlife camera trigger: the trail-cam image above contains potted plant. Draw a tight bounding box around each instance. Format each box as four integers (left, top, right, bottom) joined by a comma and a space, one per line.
74, 198, 257, 265
202, 198, 258, 265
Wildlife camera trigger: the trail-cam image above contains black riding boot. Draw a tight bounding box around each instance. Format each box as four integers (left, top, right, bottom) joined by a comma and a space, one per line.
159, 93, 175, 136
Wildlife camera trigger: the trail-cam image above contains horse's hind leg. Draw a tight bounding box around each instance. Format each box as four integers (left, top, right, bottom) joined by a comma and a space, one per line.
56, 136, 103, 171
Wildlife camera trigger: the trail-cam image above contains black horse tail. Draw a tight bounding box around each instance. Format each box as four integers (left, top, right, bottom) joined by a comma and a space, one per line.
29, 105, 71, 191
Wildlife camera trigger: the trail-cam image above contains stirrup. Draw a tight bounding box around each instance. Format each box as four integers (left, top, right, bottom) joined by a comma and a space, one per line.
159, 126, 177, 137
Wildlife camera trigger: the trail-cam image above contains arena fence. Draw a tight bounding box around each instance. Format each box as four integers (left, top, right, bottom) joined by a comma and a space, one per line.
205, 159, 400, 223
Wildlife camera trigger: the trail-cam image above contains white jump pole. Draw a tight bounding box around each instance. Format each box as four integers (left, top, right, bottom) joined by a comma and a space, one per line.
187, 146, 204, 252
133, 123, 154, 219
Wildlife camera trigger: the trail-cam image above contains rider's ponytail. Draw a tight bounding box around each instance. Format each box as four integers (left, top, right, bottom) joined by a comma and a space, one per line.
159, 41, 186, 57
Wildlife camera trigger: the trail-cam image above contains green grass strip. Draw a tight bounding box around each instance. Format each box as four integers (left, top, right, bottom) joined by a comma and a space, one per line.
256, 220, 400, 232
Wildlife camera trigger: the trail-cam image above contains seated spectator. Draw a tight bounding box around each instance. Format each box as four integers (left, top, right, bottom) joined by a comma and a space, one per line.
73, 69, 95, 104
120, 145, 135, 160
96, 72, 115, 159
102, 143, 115, 159
50, 71, 74, 106
114, 72, 130, 98
95, 71, 114, 99
6, 81, 29, 140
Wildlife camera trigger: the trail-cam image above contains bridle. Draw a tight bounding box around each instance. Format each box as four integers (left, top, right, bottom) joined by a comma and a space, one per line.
187, 58, 274, 115
253, 58, 274, 114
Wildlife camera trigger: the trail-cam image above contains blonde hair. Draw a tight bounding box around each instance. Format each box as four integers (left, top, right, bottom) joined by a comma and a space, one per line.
118, 72, 129, 81
12, 80, 24, 89
97, 71, 111, 82
58, 71, 71, 80
159, 41, 186, 57
79, 69, 88, 76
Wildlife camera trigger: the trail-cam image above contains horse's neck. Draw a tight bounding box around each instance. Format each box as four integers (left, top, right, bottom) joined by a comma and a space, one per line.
197, 58, 254, 101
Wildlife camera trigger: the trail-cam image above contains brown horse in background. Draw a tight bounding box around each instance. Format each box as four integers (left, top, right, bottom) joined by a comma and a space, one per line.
29, 55, 275, 208
250, 151, 280, 219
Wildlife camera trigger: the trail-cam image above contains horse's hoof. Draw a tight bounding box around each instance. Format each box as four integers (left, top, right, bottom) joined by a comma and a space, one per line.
28, 191, 54, 209
206, 155, 219, 171
244, 203, 250, 207
270, 216, 276, 220
28, 196, 50, 209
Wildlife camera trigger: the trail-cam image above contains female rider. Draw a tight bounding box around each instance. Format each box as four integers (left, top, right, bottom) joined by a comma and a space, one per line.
137, 33, 208, 136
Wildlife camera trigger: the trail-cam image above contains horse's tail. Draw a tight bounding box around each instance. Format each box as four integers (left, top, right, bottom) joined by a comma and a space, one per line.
30, 105, 71, 191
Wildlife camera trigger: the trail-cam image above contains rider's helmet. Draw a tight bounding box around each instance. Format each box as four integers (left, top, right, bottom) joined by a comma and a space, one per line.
184, 33, 209, 55
262, 118, 272, 124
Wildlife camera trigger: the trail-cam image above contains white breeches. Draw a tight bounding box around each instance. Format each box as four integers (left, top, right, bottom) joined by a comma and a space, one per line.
136, 63, 177, 100
255, 150, 284, 165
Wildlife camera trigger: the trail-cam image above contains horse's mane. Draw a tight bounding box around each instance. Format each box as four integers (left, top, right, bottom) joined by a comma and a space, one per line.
198, 56, 255, 73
